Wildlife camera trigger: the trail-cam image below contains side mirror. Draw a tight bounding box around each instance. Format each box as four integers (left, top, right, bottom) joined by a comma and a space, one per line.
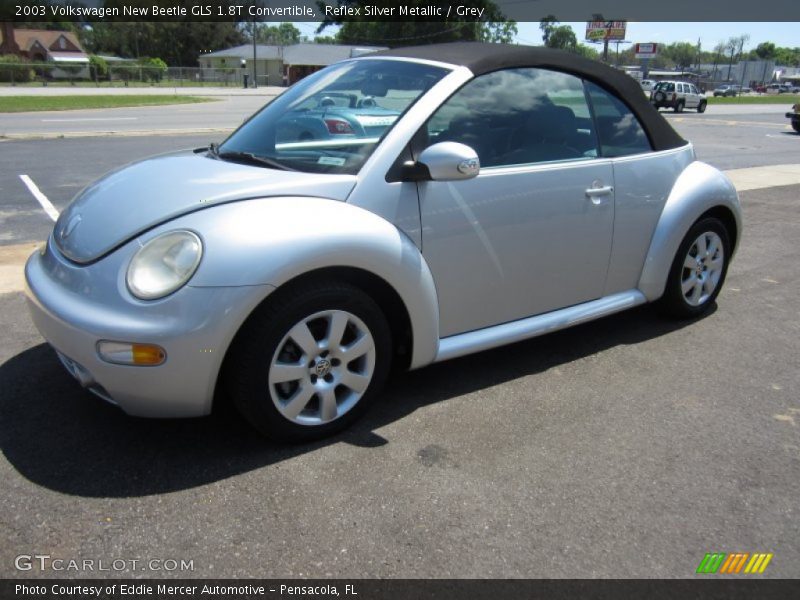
406, 142, 480, 182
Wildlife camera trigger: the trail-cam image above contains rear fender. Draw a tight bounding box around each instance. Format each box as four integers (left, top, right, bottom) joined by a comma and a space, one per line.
638, 161, 741, 301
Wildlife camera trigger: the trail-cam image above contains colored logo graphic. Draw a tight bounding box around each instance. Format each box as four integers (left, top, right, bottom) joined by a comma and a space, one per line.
696, 552, 773, 574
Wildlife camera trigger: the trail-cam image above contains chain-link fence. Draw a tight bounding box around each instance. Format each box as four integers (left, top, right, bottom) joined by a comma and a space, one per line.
0, 62, 272, 88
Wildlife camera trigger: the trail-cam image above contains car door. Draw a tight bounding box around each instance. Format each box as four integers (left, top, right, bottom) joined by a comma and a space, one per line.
689, 84, 702, 107
686, 83, 696, 108
583, 81, 695, 295
416, 68, 615, 337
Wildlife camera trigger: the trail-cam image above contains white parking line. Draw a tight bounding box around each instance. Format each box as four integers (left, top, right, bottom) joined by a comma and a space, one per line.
40, 117, 138, 122
19, 174, 59, 222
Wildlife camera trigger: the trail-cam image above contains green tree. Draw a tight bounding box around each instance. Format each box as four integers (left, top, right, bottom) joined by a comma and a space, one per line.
253, 23, 301, 45
0, 55, 35, 83
754, 42, 776, 59
88, 55, 108, 82
547, 25, 577, 50
773, 46, 800, 66
138, 57, 168, 82
83, 22, 245, 66
572, 44, 599, 59
317, 0, 516, 46
539, 15, 558, 45
662, 42, 696, 69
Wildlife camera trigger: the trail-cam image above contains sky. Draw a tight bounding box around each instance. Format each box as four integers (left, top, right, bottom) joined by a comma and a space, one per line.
298, 21, 799, 51
514, 22, 800, 50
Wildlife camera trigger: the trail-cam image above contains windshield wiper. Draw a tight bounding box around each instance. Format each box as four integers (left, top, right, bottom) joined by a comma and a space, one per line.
208, 142, 219, 156
216, 150, 294, 171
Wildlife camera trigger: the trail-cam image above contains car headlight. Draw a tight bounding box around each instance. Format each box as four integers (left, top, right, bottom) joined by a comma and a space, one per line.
126, 230, 203, 300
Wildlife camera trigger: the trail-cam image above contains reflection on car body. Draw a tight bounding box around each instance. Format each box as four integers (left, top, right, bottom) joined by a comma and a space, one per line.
25, 43, 742, 442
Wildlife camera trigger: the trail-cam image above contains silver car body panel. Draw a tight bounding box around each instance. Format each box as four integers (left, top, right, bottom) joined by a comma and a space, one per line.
53, 152, 357, 264
603, 145, 696, 295
347, 66, 474, 247
419, 159, 616, 337
435, 290, 647, 363
160, 196, 441, 369
24, 55, 743, 419
25, 237, 273, 417
638, 160, 741, 301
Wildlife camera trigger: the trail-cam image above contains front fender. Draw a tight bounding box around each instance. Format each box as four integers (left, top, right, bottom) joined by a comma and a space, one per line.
165, 196, 440, 369
638, 161, 742, 301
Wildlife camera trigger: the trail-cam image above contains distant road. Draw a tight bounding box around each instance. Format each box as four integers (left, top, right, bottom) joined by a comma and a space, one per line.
0, 85, 283, 97
0, 95, 270, 138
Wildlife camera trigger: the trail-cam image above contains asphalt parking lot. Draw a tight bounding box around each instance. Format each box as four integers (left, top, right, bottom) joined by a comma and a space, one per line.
1, 100, 799, 578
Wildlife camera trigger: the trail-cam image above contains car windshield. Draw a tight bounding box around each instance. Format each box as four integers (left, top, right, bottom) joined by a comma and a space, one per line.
217, 59, 449, 175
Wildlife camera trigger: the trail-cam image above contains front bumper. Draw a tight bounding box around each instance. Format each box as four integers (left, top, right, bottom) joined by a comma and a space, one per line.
786, 112, 799, 119
24, 240, 272, 418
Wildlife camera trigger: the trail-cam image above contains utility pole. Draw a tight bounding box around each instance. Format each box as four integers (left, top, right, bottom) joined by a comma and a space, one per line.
693, 38, 701, 72
252, 19, 257, 88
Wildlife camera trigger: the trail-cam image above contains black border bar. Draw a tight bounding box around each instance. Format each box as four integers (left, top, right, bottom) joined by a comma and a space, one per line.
3, 579, 800, 600
4, 0, 800, 23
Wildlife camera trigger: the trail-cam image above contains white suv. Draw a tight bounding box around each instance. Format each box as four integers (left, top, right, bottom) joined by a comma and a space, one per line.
651, 81, 707, 113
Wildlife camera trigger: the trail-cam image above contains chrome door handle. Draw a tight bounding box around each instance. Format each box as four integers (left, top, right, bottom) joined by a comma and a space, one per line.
585, 185, 614, 204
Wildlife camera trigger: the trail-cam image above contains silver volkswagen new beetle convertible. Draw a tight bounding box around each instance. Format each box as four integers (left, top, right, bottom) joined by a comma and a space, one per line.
25, 43, 742, 441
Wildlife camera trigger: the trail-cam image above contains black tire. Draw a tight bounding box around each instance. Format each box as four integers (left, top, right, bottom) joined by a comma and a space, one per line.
697, 100, 707, 113
654, 91, 666, 103
674, 101, 684, 113
225, 281, 392, 442
658, 217, 732, 319
792, 120, 800, 134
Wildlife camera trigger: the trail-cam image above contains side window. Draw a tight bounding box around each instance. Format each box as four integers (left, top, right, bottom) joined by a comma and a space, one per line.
423, 68, 599, 168
690, 85, 699, 95
585, 81, 652, 158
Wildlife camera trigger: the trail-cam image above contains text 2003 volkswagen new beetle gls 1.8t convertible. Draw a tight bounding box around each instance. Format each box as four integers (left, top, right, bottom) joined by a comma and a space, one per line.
25, 43, 742, 442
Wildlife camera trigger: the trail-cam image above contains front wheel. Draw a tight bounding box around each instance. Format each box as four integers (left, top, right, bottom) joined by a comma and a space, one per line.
697, 100, 707, 113
226, 281, 392, 442
658, 218, 731, 319
792, 120, 800, 133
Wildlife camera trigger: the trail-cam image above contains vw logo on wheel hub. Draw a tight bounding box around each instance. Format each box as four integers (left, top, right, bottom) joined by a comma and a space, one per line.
315, 359, 332, 378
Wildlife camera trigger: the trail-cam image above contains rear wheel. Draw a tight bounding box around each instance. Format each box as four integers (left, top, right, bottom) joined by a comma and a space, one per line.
674, 101, 685, 113
226, 281, 392, 442
658, 218, 731, 318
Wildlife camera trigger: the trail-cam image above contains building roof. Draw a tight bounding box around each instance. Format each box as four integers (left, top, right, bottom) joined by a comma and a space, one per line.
373, 42, 686, 152
11, 28, 84, 54
283, 43, 386, 66
49, 51, 89, 63
200, 43, 386, 66
202, 44, 282, 61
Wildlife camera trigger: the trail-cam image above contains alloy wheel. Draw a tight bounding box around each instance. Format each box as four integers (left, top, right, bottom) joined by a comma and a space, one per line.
268, 309, 376, 425
681, 231, 725, 306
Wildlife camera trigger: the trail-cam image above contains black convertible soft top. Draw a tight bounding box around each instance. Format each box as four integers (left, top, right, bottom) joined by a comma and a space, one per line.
373, 42, 687, 152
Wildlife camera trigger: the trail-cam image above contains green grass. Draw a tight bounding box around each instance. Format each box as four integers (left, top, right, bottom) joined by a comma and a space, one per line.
0, 95, 216, 113
707, 95, 800, 104
1, 80, 239, 88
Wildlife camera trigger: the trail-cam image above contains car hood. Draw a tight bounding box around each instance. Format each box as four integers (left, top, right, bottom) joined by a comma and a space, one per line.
53, 150, 357, 264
